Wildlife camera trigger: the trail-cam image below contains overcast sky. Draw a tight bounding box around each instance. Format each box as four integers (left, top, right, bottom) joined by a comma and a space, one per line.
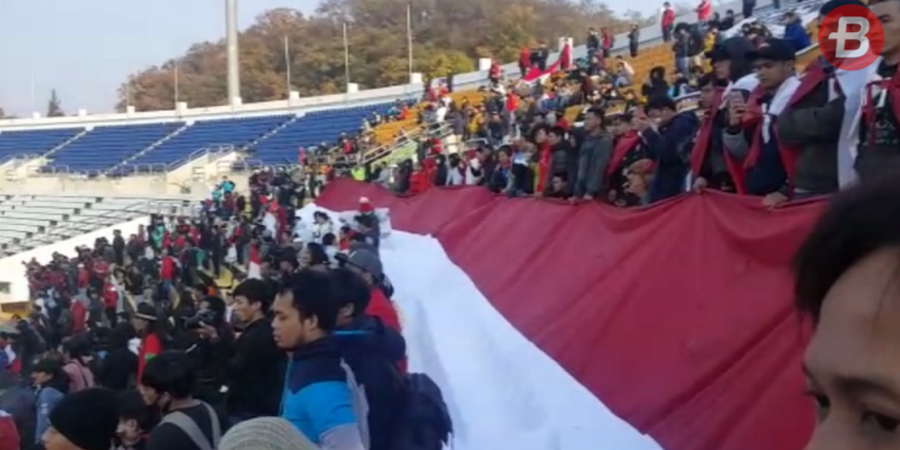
0, 0, 659, 116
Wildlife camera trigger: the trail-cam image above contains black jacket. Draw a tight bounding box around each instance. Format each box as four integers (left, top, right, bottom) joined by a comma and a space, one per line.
96, 348, 138, 390
334, 316, 406, 450
225, 318, 285, 417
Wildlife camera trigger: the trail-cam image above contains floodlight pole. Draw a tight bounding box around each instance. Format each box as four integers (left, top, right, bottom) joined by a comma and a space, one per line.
226, 0, 241, 107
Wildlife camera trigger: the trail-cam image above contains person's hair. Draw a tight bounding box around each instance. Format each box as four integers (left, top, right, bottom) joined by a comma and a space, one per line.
63, 333, 92, 360
329, 268, 371, 317
586, 107, 605, 121
548, 126, 566, 138
529, 124, 551, 143
793, 171, 900, 323
820, 0, 866, 16
118, 390, 157, 431
697, 72, 717, 89
646, 96, 677, 112
306, 242, 330, 266
202, 296, 227, 324
108, 323, 136, 351
232, 278, 272, 312
279, 270, 340, 332
322, 232, 337, 247
140, 351, 195, 399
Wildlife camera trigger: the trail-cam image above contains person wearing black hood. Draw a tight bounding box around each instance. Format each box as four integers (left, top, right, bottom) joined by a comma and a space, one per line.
775, 0, 853, 199
330, 268, 406, 450
641, 66, 670, 99
95, 323, 138, 391
691, 36, 757, 193
640, 95, 700, 202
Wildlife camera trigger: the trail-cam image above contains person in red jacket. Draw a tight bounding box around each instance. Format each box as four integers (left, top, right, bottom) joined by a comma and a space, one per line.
518, 46, 531, 77
159, 248, 178, 296
69, 298, 87, 335
600, 28, 614, 58
409, 162, 431, 195
102, 276, 119, 326
133, 303, 163, 383
661, 1, 676, 42
0, 410, 19, 450
696, 0, 712, 22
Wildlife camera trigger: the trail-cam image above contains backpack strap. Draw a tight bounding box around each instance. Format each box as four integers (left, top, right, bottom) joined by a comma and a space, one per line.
160, 402, 221, 450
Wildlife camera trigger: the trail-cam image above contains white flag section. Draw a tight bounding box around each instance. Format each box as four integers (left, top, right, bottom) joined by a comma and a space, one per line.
298, 205, 663, 450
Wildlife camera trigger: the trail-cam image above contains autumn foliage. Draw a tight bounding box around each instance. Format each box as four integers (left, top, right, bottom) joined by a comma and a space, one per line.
119, 0, 658, 112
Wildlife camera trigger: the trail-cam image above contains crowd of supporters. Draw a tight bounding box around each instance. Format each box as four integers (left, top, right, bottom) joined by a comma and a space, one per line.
0, 169, 450, 450
351, 0, 870, 210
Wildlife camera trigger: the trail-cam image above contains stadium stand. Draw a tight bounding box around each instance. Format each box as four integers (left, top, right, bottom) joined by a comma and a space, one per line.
44, 122, 184, 173
121, 114, 294, 173
0, 128, 84, 161
0, 195, 186, 255
248, 102, 394, 165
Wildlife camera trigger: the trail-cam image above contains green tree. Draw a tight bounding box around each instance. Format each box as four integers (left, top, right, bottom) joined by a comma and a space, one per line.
120, 0, 651, 111
47, 90, 65, 117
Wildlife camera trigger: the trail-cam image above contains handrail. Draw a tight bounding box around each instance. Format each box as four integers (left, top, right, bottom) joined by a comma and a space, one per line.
169, 143, 236, 170
149, 163, 168, 173
131, 163, 151, 174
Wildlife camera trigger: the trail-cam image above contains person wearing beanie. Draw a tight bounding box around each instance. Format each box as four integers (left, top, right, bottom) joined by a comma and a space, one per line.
357, 197, 374, 215
218, 417, 319, 450
42, 388, 119, 450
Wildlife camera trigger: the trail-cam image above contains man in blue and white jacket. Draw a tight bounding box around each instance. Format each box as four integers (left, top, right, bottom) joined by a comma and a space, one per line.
272, 270, 368, 450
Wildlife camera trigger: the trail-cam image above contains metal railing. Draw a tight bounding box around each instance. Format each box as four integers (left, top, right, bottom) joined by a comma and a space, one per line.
167, 143, 235, 171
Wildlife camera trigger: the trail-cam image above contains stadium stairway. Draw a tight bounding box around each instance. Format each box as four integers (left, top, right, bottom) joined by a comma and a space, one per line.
371, 90, 488, 147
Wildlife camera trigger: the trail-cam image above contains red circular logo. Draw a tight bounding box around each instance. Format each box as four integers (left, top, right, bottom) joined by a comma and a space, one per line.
818, 5, 884, 71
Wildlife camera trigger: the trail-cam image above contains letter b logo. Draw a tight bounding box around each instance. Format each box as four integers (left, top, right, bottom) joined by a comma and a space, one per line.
819, 5, 885, 71
831, 16, 870, 58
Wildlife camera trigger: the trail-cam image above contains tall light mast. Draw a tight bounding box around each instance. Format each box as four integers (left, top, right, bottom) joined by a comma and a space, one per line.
226, 0, 241, 106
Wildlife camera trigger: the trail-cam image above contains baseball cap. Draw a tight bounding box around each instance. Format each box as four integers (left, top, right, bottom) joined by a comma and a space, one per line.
341, 248, 383, 279
745, 39, 796, 62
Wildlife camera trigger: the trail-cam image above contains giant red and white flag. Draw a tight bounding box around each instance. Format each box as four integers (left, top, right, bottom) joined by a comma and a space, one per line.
310, 179, 818, 450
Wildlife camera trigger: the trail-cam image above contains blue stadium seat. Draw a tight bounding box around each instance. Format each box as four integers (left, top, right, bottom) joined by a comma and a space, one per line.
45, 122, 183, 173
125, 115, 293, 172
247, 102, 392, 165
0, 128, 84, 160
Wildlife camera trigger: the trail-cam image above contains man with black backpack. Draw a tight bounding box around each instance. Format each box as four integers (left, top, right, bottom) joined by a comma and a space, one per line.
330, 268, 406, 450
329, 267, 453, 450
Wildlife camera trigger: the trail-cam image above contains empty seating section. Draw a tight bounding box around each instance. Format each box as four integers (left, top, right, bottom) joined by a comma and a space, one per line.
0, 128, 83, 160
125, 115, 294, 172
45, 122, 184, 173
0, 195, 186, 255
249, 102, 392, 165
